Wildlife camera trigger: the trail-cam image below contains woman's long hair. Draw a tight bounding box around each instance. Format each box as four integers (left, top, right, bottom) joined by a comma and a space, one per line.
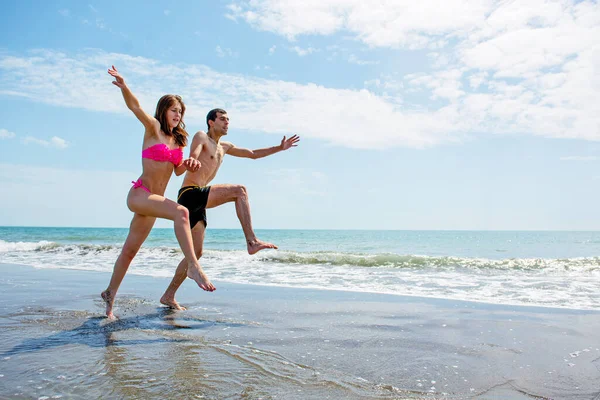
154, 94, 188, 147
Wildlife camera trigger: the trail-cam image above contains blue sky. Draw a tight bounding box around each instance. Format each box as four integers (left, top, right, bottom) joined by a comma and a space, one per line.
1, 0, 599, 230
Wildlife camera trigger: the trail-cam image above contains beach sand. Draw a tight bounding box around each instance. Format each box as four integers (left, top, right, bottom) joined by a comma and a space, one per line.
0, 263, 599, 399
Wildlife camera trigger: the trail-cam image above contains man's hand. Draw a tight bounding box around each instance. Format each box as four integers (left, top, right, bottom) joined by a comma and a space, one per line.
280, 134, 300, 150
182, 158, 201, 172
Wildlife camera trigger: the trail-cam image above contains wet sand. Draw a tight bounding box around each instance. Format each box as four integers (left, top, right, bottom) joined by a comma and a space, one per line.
0, 263, 599, 399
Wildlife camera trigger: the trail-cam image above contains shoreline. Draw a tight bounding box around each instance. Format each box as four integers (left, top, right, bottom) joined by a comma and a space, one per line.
5, 261, 600, 313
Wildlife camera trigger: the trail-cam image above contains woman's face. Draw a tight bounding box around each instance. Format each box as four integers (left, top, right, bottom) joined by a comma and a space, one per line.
166, 102, 183, 129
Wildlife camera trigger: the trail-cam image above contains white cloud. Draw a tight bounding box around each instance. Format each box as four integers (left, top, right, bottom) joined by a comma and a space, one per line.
268, 45, 276, 55
58, 9, 70, 17
22, 137, 46, 146
364, 74, 404, 105
164, 9, 171, 16
226, 0, 494, 47
0, 47, 598, 149
22, 135, 69, 149
0, 129, 15, 139
0, 49, 450, 149
560, 156, 598, 162
289, 46, 317, 57
89, 4, 98, 13
96, 18, 106, 30
216, 46, 238, 58
51, 136, 69, 148
225, 3, 243, 21
468, 71, 488, 89
348, 54, 379, 66
225, 1, 600, 141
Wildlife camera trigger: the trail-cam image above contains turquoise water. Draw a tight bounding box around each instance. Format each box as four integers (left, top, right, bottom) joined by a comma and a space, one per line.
3, 226, 600, 258
1, 226, 600, 309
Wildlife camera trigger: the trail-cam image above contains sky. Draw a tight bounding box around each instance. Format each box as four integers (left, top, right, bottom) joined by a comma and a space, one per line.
0, 0, 599, 230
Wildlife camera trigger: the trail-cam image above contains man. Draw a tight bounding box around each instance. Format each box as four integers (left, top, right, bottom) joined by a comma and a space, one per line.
160, 108, 300, 309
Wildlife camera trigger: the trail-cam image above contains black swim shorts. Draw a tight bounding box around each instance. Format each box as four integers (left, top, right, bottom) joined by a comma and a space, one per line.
177, 185, 211, 228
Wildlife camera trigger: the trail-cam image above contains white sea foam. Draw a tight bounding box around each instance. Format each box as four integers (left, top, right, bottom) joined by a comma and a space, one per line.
1, 241, 599, 310
0, 240, 56, 252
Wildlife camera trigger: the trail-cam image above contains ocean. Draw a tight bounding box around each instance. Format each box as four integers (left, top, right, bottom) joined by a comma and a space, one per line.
1, 226, 599, 310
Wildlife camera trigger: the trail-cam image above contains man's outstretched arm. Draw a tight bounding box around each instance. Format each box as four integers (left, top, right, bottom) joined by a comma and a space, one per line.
226, 134, 300, 159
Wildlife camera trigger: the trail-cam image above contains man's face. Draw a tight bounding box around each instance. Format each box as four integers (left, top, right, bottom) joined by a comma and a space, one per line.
211, 112, 229, 135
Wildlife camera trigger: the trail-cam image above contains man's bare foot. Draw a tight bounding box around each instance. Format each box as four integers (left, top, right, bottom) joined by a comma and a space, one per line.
160, 294, 187, 310
247, 238, 278, 255
187, 265, 216, 292
101, 289, 116, 319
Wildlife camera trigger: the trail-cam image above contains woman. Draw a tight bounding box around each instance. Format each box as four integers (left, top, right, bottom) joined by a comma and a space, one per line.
101, 66, 215, 319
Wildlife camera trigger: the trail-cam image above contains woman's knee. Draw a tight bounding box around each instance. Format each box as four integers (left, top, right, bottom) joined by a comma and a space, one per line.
175, 205, 190, 223
120, 244, 139, 263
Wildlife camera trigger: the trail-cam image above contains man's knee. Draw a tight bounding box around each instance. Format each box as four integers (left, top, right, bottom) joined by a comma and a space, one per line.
195, 247, 203, 258
235, 185, 247, 199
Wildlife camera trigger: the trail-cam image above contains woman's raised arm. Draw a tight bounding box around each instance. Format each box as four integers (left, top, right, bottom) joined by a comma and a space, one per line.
108, 65, 157, 131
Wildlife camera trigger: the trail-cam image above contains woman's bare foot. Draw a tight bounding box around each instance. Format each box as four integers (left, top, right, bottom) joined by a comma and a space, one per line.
247, 238, 278, 255
187, 264, 216, 292
160, 294, 187, 310
101, 289, 116, 319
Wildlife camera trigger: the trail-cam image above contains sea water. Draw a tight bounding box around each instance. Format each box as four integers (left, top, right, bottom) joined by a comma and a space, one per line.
1, 226, 599, 310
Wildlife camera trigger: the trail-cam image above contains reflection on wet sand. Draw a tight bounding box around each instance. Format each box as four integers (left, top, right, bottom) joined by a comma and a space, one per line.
3, 265, 599, 399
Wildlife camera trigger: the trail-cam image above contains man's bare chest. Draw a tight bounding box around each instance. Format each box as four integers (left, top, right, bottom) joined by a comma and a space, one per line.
201, 143, 224, 166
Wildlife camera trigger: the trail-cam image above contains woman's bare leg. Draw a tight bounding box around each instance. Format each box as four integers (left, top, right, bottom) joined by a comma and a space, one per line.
101, 214, 156, 319
128, 189, 215, 292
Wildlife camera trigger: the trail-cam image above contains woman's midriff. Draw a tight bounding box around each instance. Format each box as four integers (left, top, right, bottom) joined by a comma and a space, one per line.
131, 162, 174, 194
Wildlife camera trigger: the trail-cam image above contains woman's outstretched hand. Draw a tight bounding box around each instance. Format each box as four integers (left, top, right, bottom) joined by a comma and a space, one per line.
182, 158, 201, 172
108, 65, 126, 89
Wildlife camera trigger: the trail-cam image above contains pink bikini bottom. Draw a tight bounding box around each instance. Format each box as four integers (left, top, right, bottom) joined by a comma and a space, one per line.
131, 178, 151, 193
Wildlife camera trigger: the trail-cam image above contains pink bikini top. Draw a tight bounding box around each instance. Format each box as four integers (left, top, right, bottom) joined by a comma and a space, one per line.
142, 143, 183, 166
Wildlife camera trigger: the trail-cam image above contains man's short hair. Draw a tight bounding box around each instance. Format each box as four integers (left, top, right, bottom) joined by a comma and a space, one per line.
206, 108, 227, 131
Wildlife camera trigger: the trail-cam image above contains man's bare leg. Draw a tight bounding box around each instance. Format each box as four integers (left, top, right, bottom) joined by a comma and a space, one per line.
160, 223, 207, 309
207, 184, 278, 254
161, 184, 276, 308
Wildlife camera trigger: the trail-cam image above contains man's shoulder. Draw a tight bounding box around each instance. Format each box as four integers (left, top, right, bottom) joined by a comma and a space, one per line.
192, 130, 209, 142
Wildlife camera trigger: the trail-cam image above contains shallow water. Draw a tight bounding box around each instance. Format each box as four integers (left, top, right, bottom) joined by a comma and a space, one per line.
1, 264, 599, 399
0, 304, 413, 399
